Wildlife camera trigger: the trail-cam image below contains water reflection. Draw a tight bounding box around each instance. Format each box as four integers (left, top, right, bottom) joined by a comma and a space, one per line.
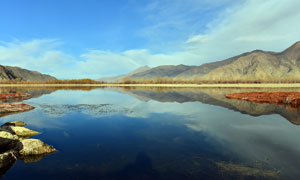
0, 87, 299, 179
114, 87, 300, 125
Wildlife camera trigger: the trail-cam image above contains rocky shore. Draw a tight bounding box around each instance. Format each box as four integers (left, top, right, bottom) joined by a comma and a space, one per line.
0, 121, 56, 176
0, 92, 55, 176
226, 92, 300, 107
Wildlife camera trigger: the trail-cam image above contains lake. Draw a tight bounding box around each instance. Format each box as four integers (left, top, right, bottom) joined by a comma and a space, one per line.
0, 86, 300, 180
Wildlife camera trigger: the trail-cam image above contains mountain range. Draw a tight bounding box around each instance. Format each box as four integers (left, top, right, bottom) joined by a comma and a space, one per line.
0, 65, 56, 81
98, 41, 300, 82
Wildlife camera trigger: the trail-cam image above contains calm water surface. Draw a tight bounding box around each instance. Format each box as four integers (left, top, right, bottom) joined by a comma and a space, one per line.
1, 87, 300, 180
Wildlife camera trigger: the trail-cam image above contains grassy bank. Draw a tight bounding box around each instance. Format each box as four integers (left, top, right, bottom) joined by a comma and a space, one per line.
2, 83, 300, 88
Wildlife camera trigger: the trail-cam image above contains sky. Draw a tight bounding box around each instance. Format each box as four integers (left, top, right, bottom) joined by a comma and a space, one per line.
0, 0, 300, 79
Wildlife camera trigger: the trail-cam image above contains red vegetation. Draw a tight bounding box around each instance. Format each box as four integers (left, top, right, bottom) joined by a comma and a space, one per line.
0, 102, 34, 113
226, 92, 300, 107
0, 93, 30, 101
0, 93, 34, 115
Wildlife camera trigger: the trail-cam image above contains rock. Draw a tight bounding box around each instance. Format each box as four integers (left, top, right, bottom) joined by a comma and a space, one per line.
0, 131, 19, 152
12, 126, 38, 137
7, 126, 39, 138
0, 151, 17, 168
0, 131, 19, 141
226, 92, 300, 108
2, 121, 27, 127
0, 121, 38, 138
0, 121, 55, 176
19, 139, 56, 156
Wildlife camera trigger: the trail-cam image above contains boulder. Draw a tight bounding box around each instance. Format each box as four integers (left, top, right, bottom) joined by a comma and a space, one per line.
3, 121, 27, 127
19, 139, 56, 156
0, 151, 17, 169
0, 121, 56, 172
9, 126, 39, 137
0, 131, 19, 141
0, 131, 19, 152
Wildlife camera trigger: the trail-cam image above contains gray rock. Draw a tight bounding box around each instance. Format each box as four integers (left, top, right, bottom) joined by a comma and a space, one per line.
0, 131, 19, 151
0, 126, 39, 138
0, 151, 17, 169
0, 121, 56, 173
0, 131, 19, 141
19, 139, 56, 156
9, 126, 39, 137
3, 121, 27, 127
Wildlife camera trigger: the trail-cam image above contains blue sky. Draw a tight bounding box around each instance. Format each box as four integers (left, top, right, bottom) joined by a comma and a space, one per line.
0, 0, 300, 79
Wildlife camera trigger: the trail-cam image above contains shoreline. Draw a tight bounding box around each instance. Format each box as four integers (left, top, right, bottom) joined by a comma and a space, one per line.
1, 83, 300, 88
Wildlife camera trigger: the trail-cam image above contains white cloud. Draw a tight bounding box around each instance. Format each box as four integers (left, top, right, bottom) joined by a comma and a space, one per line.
0, 39, 74, 77
185, 0, 300, 61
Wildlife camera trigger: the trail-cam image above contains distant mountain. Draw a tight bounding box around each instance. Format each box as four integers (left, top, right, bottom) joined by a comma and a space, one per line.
100, 41, 300, 82
129, 54, 248, 79
201, 41, 300, 81
97, 66, 150, 82
0, 65, 56, 81
130, 64, 197, 79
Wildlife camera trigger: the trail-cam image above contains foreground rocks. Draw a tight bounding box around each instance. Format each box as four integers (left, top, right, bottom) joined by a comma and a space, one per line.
0, 121, 56, 174
226, 92, 300, 108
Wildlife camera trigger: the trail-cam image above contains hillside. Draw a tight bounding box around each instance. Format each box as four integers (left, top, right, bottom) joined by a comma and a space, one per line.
201, 41, 300, 82
101, 41, 300, 82
97, 66, 150, 82
0, 65, 56, 81
130, 52, 253, 79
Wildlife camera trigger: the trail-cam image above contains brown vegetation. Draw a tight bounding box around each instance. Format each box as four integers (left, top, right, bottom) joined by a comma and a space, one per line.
2, 77, 300, 85
120, 77, 300, 84
0, 79, 104, 84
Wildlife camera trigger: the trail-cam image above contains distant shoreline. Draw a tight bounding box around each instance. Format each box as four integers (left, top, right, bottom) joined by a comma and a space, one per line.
2, 83, 300, 88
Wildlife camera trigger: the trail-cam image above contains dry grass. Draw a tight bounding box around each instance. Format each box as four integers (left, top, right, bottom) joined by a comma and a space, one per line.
2, 83, 300, 88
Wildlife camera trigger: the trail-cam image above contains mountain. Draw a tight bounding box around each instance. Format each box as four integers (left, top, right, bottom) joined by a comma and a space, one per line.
97, 66, 150, 82
102, 41, 300, 82
201, 41, 300, 81
0, 65, 56, 81
130, 53, 250, 79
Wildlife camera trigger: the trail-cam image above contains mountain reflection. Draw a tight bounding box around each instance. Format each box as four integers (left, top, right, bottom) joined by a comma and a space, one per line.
4, 86, 300, 125
113, 87, 300, 125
